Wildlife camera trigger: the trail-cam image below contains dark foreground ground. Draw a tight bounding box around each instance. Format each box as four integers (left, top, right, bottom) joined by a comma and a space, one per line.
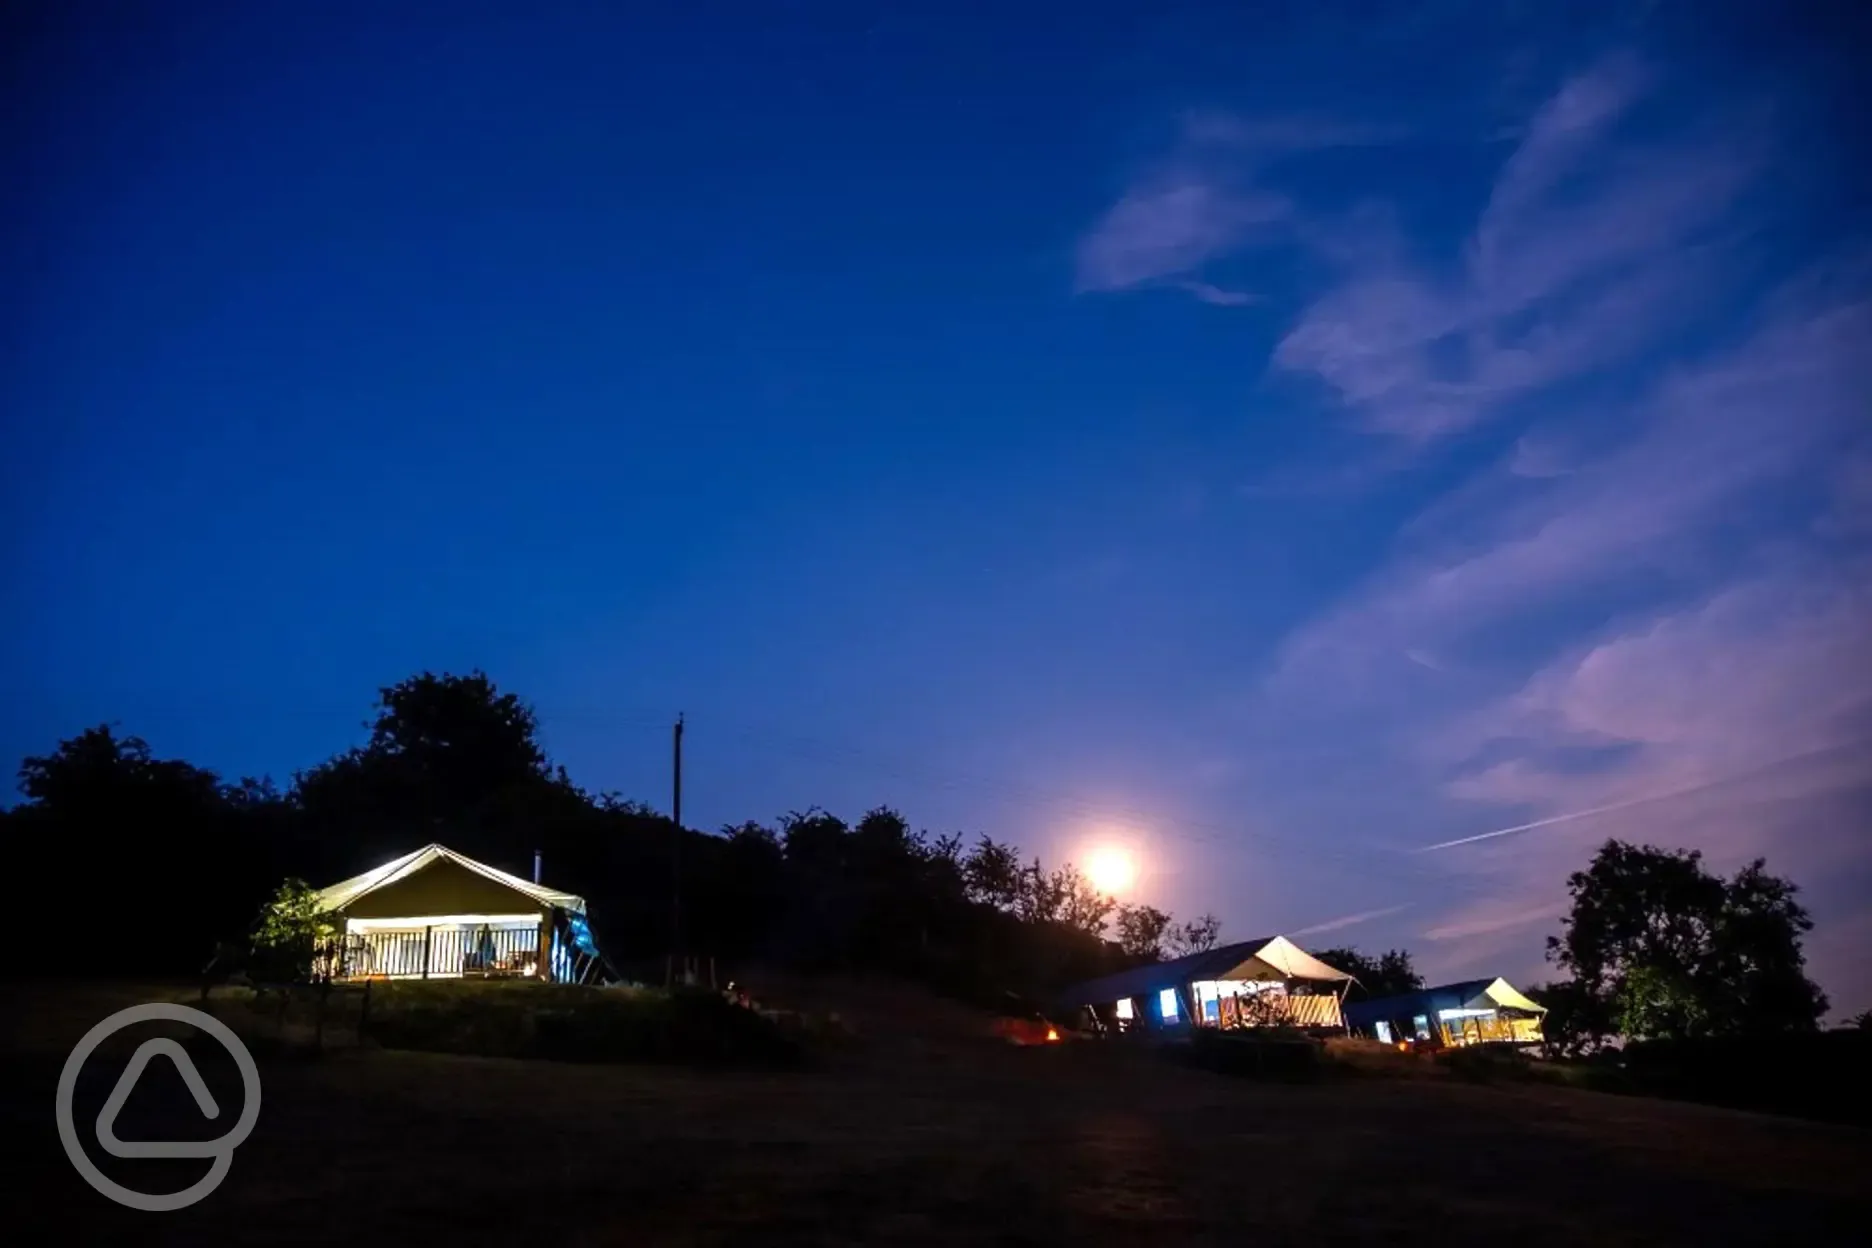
5, 982, 1869, 1246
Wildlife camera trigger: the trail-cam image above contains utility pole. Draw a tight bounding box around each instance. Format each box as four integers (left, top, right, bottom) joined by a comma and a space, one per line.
670, 713, 684, 967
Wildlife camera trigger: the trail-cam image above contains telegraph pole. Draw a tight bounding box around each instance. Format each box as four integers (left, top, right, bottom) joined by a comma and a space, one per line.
670, 713, 684, 967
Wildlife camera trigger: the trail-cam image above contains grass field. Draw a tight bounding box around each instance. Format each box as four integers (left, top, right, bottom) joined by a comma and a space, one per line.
6, 980, 1869, 1245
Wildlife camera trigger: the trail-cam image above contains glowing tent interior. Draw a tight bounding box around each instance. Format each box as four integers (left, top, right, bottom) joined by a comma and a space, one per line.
311, 844, 603, 983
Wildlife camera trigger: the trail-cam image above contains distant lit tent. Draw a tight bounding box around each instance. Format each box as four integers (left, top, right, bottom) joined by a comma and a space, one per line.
311, 844, 605, 984
1344, 978, 1546, 1048
1057, 935, 1357, 1034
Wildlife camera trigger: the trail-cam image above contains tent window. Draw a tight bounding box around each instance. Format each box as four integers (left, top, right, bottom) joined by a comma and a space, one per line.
1412, 1014, 1431, 1041
1114, 998, 1134, 1020
1374, 1020, 1393, 1044
1159, 988, 1179, 1021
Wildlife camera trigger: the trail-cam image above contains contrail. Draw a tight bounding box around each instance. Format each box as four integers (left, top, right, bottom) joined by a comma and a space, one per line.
1287, 904, 1412, 937
1415, 793, 1669, 852
1415, 739, 1870, 854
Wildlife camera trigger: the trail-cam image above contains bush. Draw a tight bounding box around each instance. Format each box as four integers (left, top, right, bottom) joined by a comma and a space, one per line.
1183, 1028, 1323, 1079
1614, 1029, 1872, 1125
357, 981, 805, 1068
1321, 1036, 1436, 1080
1434, 1044, 1539, 1083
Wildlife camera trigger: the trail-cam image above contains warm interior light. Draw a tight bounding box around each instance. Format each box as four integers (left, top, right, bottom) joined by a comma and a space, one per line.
346, 913, 542, 932
1083, 846, 1136, 895
1045, 1027, 1059, 1042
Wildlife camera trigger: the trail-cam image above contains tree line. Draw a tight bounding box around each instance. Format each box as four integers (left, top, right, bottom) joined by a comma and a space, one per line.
3, 671, 1230, 1001
4, 669, 1833, 1045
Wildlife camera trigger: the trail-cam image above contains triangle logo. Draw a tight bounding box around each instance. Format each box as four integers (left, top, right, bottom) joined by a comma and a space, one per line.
95, 1038, 225, 1160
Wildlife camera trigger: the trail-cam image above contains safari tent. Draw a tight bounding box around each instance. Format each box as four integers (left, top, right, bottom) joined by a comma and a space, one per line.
1058, 935, 1357, 1034
1343, 977, 1546, 1048
311, 843, 602, 983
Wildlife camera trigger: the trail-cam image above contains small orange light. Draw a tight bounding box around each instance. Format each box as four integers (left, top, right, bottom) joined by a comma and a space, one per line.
1046, 1027, 1060, 1042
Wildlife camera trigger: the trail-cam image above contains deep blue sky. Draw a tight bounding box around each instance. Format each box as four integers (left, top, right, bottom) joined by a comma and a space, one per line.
5, 2, 1869, 1009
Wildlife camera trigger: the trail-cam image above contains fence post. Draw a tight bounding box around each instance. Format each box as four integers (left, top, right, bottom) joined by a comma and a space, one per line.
422, 926, 433, 980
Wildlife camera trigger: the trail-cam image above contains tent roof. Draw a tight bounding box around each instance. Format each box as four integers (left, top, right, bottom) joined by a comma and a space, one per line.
1056, 935, 1354, 1008
1343, 977, 1547, 1026
1476, 977, 1546, 1014
312, 843, 586, 914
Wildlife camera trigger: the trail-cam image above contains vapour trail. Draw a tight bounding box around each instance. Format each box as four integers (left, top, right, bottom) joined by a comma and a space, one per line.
1414, 739, 1869, 853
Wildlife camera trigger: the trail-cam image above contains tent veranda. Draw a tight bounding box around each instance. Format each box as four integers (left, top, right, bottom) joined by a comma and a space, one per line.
311, 844, 601, 983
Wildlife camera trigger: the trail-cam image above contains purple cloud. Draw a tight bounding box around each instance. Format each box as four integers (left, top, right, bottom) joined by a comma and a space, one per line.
1177, 279, 1260, 307
1275, 53, 1763, 440
1073, 113, 1399, 296
1273, 296, 1871, 682
1075, 181, 1285, 293
1257, 280, 1872, 1006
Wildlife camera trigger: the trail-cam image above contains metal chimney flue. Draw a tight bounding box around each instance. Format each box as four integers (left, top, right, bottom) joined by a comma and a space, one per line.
533, 849, 542, 884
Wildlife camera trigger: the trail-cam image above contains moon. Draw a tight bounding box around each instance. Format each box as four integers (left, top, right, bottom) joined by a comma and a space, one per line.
1084, 846, 1136, 895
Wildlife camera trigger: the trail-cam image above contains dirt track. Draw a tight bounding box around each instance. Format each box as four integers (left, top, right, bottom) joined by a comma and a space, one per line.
5, 982, 1868, 1245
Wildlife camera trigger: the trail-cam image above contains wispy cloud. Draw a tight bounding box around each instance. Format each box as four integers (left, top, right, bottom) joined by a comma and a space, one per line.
1090, 45, 1872, 1010
1274, 53, 1763, 440
1075, 181, 1285, 294
1446, 568, 1872, 820
1177, 279, 1260, 307
1260, 272, 1870, 1002
1507, 433, 1575, 479
1422, 901, 1567, 944
1272, 295, 1871, 687
1074, 114, 1398, 296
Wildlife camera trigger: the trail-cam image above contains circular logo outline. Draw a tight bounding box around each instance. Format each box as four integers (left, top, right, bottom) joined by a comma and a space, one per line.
56, 1002, 262, 1212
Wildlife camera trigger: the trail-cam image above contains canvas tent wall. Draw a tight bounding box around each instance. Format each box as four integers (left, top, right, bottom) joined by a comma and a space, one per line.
312, 844, 598, 982
1057, 935, 1356, 1032
1344, 977, 1546, 1047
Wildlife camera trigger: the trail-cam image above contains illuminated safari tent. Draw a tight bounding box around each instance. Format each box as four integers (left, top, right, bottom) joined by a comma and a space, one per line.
1059, 935, 1357, 1034
312, 844, 602, 983
1343, 978, 1547, 1048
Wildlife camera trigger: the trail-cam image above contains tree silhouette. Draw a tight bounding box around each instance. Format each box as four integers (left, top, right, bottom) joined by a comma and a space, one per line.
1312, 947, 1422, 1000
1164, 913, 1221, 958
293, 670, 579, 851
962, 835, 1023, 910
1114, 903, 1172, 961
1547, 839, 1827, 1044
12, 725, 276, 974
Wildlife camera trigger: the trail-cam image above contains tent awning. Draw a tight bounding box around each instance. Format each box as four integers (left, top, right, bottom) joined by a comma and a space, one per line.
313, 844, 586, 915
1478, 977, 1546, 1014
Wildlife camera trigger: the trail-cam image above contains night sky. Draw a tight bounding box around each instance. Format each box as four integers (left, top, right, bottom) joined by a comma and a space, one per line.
5, 3, 1869, 1012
